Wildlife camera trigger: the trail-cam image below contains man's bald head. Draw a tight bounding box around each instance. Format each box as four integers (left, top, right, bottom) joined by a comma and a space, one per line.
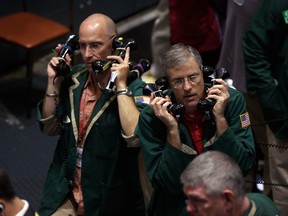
78, 13, 118, 73
79, 13, 117, 37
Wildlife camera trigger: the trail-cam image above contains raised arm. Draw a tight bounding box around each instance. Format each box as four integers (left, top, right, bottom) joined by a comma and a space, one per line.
42, 44, 71, 118
109, 47, 140, 137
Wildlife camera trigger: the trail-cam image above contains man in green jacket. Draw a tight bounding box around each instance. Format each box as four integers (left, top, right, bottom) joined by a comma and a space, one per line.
180, 151, 279, 216
37, 13, 147, 215
243, 0, 288, 214
135, 43, 255, 216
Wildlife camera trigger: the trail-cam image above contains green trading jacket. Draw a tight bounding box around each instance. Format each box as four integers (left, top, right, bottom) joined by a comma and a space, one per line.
243, 0, 288, 139
244, 193, 280, 216
37, 65, 146, 216
135, 87, 255, 216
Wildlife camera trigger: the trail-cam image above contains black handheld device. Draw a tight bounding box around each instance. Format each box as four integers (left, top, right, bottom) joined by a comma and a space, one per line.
91, 36, 137, 90
92, 37, 137, 74
127, 58, 151, 85
55, 34, 79, 77
143, 76, 185, 120
198, 66, 230, 113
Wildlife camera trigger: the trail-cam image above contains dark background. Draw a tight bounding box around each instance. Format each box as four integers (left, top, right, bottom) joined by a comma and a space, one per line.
0, 0, 158, 74
0, 0, 158, 211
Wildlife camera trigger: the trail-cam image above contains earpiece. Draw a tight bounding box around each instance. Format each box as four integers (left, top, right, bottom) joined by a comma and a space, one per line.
0, 203, 4, 213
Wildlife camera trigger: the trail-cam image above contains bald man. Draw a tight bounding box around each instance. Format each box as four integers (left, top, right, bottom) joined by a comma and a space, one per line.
37, 13, 147, 216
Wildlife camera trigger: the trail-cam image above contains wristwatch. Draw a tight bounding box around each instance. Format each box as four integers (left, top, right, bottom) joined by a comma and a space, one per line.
115, 88, 132, 96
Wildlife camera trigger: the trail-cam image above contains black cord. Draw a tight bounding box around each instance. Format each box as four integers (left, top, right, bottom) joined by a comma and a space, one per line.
244, 179, 288, 189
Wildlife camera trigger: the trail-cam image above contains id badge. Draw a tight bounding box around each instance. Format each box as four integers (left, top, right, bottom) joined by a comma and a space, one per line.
76, 147, 83, 168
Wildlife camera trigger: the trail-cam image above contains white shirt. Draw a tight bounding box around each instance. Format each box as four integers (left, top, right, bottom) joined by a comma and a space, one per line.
16, 200, 29, 216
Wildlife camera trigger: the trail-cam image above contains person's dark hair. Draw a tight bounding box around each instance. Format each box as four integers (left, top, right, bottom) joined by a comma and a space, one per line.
0, 169, 16, 201
180, 151, 245, 204
161, 43, 203, 76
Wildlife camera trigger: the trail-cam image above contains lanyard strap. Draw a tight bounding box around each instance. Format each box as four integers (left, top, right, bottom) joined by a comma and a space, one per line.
77, 95, 116, 147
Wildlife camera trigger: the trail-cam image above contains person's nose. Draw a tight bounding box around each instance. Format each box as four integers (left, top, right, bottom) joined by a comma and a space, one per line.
83, 46, 93, 58
183, 78, 193, 90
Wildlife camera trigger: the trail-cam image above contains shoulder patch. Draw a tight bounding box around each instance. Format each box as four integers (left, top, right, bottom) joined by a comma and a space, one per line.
134, 96, 150, 104
240, 112, 251, 128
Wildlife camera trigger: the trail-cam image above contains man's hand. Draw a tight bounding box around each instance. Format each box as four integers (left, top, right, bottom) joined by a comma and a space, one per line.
150, 94, 182, 149
206, 78, 230, 118
47, 44, 71, 85
206, 78, 230, 136
108, 47, 130, 89
150, 94, 178, 130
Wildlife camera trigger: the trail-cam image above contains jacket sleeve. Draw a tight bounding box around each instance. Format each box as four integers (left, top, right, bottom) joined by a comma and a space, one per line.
37, 100, 63, 136
207, 89, 256, 175
135, 106, 195, 195
121, 78, 150, 147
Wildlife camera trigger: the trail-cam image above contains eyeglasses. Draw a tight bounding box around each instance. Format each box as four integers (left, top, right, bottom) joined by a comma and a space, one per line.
79, 35, 116, 53
170, 73, 201, 89
185, 196, 207, 206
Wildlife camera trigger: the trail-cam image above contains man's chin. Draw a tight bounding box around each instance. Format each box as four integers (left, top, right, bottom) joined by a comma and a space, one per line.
86, 64, 93, 72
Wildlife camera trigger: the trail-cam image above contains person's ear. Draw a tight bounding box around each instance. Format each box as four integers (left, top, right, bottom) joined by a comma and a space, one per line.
0, 202, 5, 213
222, 189, 235, 208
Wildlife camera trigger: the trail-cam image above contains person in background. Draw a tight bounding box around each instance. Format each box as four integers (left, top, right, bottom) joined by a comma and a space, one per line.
0, 168, 37, 216
216, 0, 268, 195
135, 43, 255, 216
148, 0, 222, 80
216, 0, 261, 92
180, 151, 280, 216
148, 0, 171, 80
37, 13, 147, 215
243, 0, 288, 214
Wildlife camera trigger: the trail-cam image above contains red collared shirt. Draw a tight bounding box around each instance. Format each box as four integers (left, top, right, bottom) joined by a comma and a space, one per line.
182, 111, 204, 155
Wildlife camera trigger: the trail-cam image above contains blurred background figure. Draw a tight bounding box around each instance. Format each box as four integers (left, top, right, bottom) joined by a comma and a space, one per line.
149, 0, 222, 79
180, 151, 280, 216
149, 0, 171, 80
243, 0, 288, 214
217, 0, 261, 92
216, 0, 268, 195
0, 168, 37, 216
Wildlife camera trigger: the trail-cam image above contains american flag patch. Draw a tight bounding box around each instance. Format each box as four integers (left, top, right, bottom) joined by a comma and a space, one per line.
134, 96, 150, 104
240, 112, 250, 128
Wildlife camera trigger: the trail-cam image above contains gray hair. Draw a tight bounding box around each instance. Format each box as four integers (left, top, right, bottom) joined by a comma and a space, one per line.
161, 43, 203, 76
180, 151, 245, 204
